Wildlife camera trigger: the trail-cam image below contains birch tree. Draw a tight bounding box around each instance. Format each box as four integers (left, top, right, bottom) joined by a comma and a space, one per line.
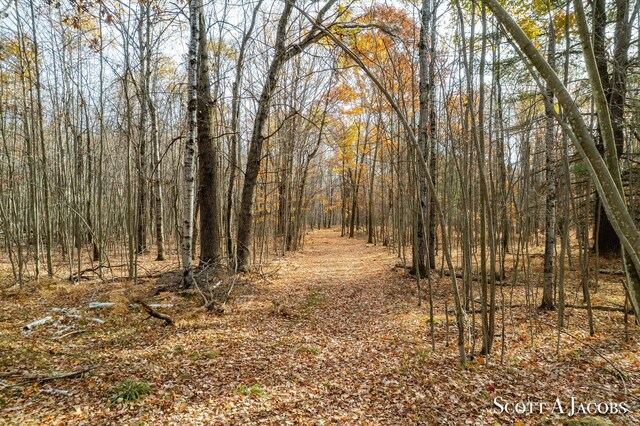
182, 0, 199, 286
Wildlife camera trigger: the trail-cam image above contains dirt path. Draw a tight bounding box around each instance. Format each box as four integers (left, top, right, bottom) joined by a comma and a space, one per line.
186, 228, 429, 424
2, 228, 639, 425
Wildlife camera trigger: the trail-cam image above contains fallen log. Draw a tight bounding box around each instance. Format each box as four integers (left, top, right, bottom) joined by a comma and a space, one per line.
448, 303, 635, 315
457, 303, 526, 314
88, 302, 114, 309
394, 264, 516, 285
68, 264, 125, 281
26, 366, 98, 384
41, 388, 71, 395
566, 304, 634, 314
132, 303, 173, 309
23, 316, 52, 331
443, 269, 503, 282
89, 302, 174, 309
598, 269, 625, 276
4, 365, 99, 388
68, 266, 101, 281
445, 302, 524, 315
135, 299, 174, 325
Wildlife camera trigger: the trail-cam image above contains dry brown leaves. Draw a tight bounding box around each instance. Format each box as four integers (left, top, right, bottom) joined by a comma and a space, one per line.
1, 229, 639, 425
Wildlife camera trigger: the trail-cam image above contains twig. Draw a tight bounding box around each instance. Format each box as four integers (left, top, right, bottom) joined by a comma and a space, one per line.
256, 265, 281, 285
55, 329, 86, 340
135, 299, 174, 325
2, 365, 99, 389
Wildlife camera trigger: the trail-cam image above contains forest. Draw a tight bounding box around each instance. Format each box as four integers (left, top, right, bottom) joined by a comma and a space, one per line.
1, 0, 640, 424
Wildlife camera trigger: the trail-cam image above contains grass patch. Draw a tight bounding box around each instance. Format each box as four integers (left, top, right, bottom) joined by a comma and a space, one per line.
237, 384, 265, 397
414, 348, 431, 364
110, 380, 152, 403
189, 349, 220, 360
178, 292, 199, 300
425, 316, 443, 325
296, 346, 320, 356
302, 287, 324, 313
462, 361, 481, 372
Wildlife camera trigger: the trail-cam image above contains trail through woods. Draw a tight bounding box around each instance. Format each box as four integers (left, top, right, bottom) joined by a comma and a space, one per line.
1, 229, 640, 424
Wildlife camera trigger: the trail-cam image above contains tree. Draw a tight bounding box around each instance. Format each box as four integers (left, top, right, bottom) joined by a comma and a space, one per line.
197, 0, 221, 266
413, 0, 433, 278
480, 0, 640, 325
592, 0, 633, 256
235, 0, 337, 271
226, 0, 263, 263
540, 12, 557, 311
182, 0, 200, 286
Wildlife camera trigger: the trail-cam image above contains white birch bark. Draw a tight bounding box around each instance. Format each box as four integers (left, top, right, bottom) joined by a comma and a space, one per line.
182, 0, 200, 286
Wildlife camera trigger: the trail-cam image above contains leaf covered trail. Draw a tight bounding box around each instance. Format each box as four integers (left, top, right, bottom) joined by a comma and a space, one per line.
2, 229, 640, 425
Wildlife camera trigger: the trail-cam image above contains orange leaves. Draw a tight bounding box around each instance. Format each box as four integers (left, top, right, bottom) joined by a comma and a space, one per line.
3, 230, 640, 423
328, 83, 357, 105
553, 10, 576, 41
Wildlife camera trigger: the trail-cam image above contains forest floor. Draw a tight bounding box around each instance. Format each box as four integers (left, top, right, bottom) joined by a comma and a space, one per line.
1, 228, 640, 425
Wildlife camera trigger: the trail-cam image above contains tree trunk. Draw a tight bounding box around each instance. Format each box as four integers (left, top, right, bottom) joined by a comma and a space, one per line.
197, 4, 221, 266
235, 0, 336, 270
28, 0, 52, 276
427, 0, 438, 270
149, 93, 165, 261
591, 0, 630, 256
540, 16, 557, 311
136, 0, 149, 255
236, 0, 295, 271
226, 1, 263, 263
413, 0, 431, 278
182, 0, 200, 286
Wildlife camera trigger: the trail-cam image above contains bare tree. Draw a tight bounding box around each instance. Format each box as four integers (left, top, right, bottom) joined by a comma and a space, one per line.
182, 0, 200, 286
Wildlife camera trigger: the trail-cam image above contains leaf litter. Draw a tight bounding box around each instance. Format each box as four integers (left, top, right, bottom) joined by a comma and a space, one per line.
0, 229, 639, 425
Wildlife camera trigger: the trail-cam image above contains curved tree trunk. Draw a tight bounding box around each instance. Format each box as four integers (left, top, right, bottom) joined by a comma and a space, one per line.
292, 3, 467, 363
480, 0, 640, 325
